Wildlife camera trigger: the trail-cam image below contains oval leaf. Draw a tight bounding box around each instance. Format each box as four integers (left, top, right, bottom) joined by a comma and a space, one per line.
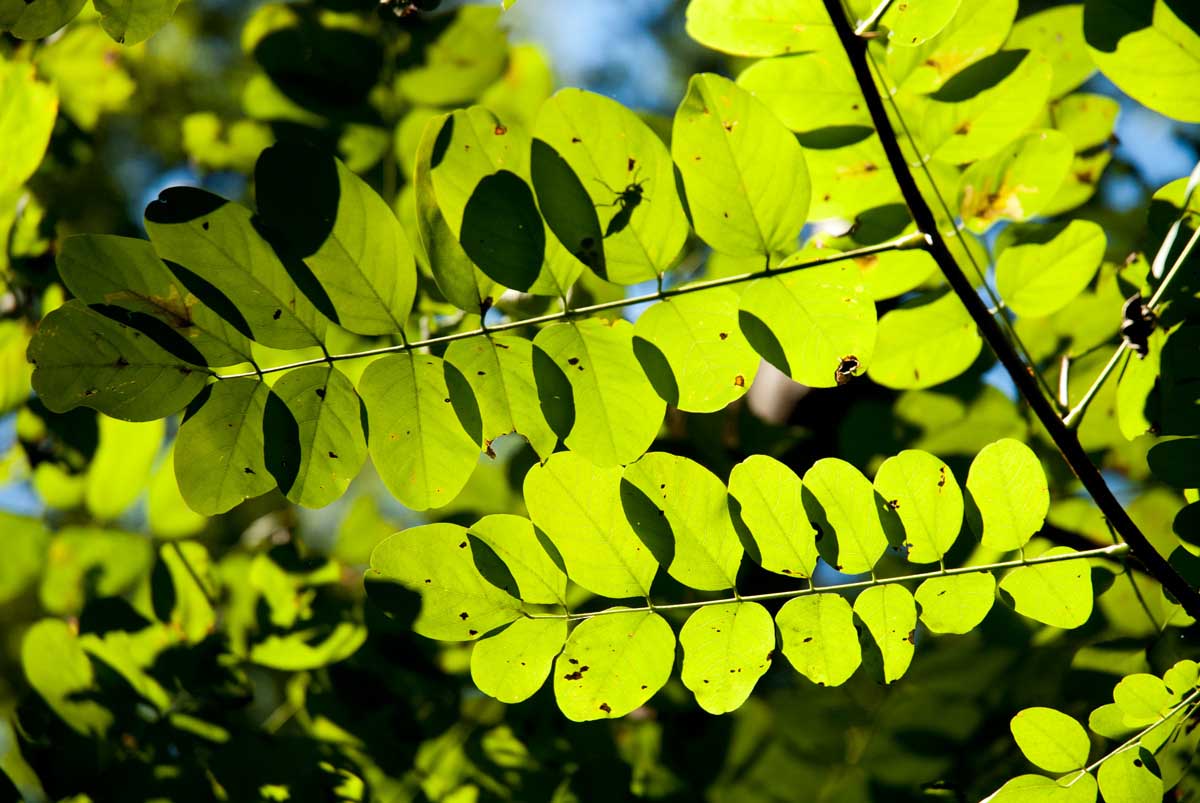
776, 593, 862, 687
728, 454, 819, 579
873, 449, 963, 564
679, 602, 775, 715
471, 617, 567, 704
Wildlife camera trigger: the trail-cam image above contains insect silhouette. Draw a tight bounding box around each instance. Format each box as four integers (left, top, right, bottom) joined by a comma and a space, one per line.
595, 160, 649, 237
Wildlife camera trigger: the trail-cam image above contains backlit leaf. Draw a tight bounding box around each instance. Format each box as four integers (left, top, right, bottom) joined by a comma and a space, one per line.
468, 514, 567, 606
915, 572, 996, 633
370, 522, 522, 641
623, 452, 744, 591
872, 449, 963, 563
868, 292, 981, 390
523, 451, 657, 599
737, 49, 867, 134
1098, 749, 1163, 803
984, 773, 1097, 803
93, 0, 180, 45
29, 300, 207, 421
632, 289, 759, 413
995, 221, 1106, 317
958, 130, 1074, 233
175, 378, 273, 515
358, 353, 479, 511
0, 59, 57, 193
684, 0, 837, 57
739, 257, 876, 388
887, 0, 1017, 93
679, 602, 775, 714
966, 438, 1049, 551
1084, 0, 1200, 123
472, 617, 567, 704
84, 416, 164, 521
533, 319, 665, 467
776, 593, 861, 687
854, 585, 917, 682
1011, 707, 1091, 773
553, 609, 675, 721
882, 0, 961, 47
1000, 546, 1093, 628
1009, 5, 1094, 98
802, 458, 889, 574
21, 619, 111, 736
728, 454, 819, 579
673, 73, 810, 256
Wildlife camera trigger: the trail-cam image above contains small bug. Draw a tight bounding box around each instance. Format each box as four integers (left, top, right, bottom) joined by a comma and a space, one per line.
835, 355, 860, 385
1120, 293, 1156, 358
596, 161, 649, 237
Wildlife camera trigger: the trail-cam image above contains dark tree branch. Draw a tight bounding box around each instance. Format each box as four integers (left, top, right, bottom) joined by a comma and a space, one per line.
821, 0, 1200, 620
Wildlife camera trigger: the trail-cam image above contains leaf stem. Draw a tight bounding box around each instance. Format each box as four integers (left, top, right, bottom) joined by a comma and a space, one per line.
523, 543, 1129, 622
213, 233, 920, 381
1061, 213, 1200, 428
854, 0, 896, 36
821, 0, 1200, 620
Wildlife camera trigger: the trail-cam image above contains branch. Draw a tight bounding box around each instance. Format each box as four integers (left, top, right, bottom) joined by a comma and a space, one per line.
821, 0, 1200, 620
524, 543, 1130, 621
214, 233, 922, 381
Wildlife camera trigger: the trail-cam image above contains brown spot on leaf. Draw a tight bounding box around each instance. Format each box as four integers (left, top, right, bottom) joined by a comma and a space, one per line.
733, 375, 745, 387
316, 387, 326, 399
459, 612, 469, 620
494, 124, 507, 135
568, 357, 580, 365
273, 309, 282, 320
328, 451, 338, 459
599, 702, 611, 713
459, 541, 467, 548
571, 136, 582, 143
718, 332, 728, 340
244, 467, 255, 474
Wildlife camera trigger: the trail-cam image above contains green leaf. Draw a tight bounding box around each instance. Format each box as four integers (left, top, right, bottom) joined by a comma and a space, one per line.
444, 335, 557, 460
684, 0, 837, 57
533, 319, 665, 467
728, 454, 819, 579
966, 438, 1049, 551
0, 59, 56, 193
805, 134, 901, 221
266, 365, 366, 509
0, 512, 47, 605
39, 527, 153, 614
882, 0, 961, 47
622, 452, 744, 591
1147, 437, 1200, 488
29, 300, 207, 421
1011, 707, 1091, 773
737, 49, 867, 134
250, 623, 367, 671
673, 73, 811, 257
394, 6, 507, 106
632, 289, 759, 413
175, 378, 274, 515
84, 416, 164, 521
534, 88, 689, 284
913, 51, 1053, 164
255, 141, 416, 336
471, 617, 567, 704
553, 609, 675, 721
57, 234, 251, 366
1084, 0, 1200, 123
159, 542, 216, 643
984, 773, 1097, 803
679, 602, 775, 714
914, 572, 996, 633
1, 0, 85, 40
370, 522, 522, 641
1089, 703, 1137, 740
995, 221, 1106, 317
359, 353, 479, 512
1098, 749, 1163, 803
21, 619, 111, 736
1009, 5, 1095, 98
869, 292, 980, 389
523, 452, 657, 599
93, 0, 180, 45
144, 187, 328, 349
1112, 674, 1172, 727
776, 593, 862, 687
999, 546, 1094, 628
739, 257, 876, 388
958, 130, 1074, 233
468, 514, 567, 606
846, 247, 938, 301
802, 458, 889, 574
887, 0, 1017, 93
413, 112, 498, 311
872, 449, 963, 564
853, 585, 916, 683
